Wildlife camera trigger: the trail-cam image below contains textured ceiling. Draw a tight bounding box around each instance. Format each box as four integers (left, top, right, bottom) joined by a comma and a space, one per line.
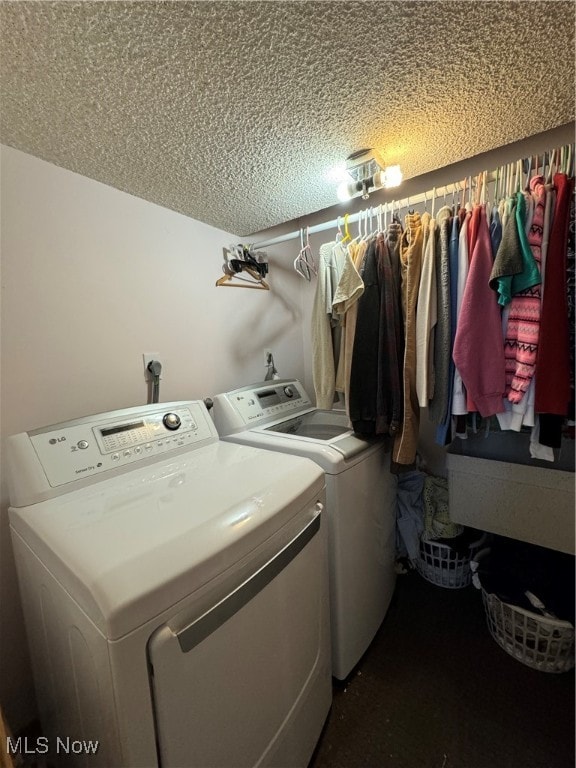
1, 1, 574, 236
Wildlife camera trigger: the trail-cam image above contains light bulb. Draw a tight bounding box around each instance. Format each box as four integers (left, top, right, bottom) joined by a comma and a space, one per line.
373, 170, 386, 188
326, 163, 350, 183
382, 165, 403, 188
337, 180, 353, 202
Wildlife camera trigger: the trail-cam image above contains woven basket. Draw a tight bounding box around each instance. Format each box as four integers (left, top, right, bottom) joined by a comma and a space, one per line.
482, 589, 575, 673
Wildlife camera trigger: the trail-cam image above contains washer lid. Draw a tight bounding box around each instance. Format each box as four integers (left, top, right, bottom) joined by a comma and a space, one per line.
9, 442, 324, 640
223, 409, 385, 473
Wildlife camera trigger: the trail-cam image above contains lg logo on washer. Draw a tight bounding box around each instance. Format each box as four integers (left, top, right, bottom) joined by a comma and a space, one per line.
48, 436, 66, 445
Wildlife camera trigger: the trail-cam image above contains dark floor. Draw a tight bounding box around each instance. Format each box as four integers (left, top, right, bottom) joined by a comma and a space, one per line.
309, 571, 575, 768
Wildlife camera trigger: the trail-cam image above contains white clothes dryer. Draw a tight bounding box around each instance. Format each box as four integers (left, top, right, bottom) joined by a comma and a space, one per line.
211, 380, 397, 680
6, 400, 331, 768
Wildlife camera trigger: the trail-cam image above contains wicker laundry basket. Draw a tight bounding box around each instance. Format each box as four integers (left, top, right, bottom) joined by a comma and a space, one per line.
481, 588, 575, 673
415, 532, 486, 589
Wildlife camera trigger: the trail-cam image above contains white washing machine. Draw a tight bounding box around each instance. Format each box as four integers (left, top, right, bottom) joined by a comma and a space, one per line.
211, 380, 397, 680
6, 400, 331, 768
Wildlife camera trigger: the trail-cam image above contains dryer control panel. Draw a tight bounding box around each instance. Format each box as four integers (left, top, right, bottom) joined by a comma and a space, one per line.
211, 380, 313, 434
7, 401, 219, 505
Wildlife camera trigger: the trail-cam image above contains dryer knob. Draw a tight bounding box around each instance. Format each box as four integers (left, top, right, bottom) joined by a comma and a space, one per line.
284, 386, 294, 398
163, 413, 181, 431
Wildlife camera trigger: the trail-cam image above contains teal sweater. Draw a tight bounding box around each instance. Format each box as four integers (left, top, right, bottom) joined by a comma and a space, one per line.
490, 192, 541, 306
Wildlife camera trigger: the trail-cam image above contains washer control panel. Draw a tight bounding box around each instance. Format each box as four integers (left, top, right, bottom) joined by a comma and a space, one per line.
23, 402, 216, 489
211, 380, 313, 434
96, 410, 190, 454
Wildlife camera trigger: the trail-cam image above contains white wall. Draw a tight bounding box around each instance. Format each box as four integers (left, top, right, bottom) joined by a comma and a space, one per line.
0, 145, 307, 731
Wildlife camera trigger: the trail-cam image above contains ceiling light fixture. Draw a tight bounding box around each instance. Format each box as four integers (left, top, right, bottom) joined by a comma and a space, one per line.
336, 149, 403, 203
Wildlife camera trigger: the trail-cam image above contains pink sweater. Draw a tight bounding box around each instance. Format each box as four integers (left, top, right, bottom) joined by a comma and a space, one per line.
452, 206, 506, 417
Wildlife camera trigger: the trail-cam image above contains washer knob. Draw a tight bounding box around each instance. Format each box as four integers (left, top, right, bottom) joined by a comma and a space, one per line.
284, 386, 294, 398
163, 413, 181, 431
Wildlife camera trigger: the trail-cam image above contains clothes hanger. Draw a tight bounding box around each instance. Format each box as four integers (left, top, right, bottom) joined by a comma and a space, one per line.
217, 246, 270, 289
341, 213, 351, 244
560, 144, 572, 175
364, 208, 375, 239
356, 210, 363, 240
453, 181, 460, 212
294, 228, 309, 280
216, 267, 270, 290
294, 227, 317, 281
359, 208, 368, 242
376, 204, 383, 234
367, 206, 379, 239
474, 173, 481, 206
235, 244, 269, 278
546, 148, 556, 184
523, 156, 532, 188
493, 167, 499, 205
346, 210, 364, 247
566, 144, 574, 176
360, 208, 368, 240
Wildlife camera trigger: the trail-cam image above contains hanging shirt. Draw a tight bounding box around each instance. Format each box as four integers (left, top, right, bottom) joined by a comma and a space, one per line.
467, 203, 481, 257
337, 240, 369, 418
489, 197, 523, 306
452, 205, 472, 416
490, 207, 503, 258
311, 240, 346, 409
435, 212, 460, 445
535, 173, 574, 416
504, 177, 546, 403
332, 241, 364, 398
392, 212, 424, 466
428, 206, 452, 424
499, 182, 556, 434
376, 232, 403, 436
415, 212, 437, 407
349, 239, 381, 432
453, 205, 506, 418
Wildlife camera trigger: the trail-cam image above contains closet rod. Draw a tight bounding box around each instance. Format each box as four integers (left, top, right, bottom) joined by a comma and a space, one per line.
248, 144, 573, 250
250, 175, 495, 250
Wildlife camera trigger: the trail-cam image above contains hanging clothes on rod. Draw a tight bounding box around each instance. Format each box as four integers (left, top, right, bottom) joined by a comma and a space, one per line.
329, 145, 575, 463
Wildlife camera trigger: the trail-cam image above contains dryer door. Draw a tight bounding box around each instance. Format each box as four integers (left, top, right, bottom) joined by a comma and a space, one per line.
147, 503, 331, 768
